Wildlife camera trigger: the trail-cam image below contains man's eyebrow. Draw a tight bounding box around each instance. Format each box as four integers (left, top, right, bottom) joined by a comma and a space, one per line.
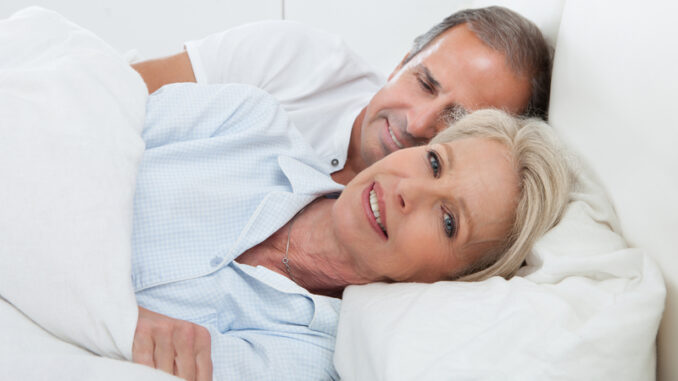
416, 64, 468, 120
416, 64, 442, 90
441, 143, 473, 238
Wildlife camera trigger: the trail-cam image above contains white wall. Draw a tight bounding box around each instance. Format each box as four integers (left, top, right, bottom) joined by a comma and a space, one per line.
284, 0, 472, 76
0, 0, 282, 59
1, 0, 476, 74
284, 0, 563, 76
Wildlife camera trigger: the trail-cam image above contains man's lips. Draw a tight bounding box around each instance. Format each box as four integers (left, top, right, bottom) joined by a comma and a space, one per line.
386, 119, 405, 149
362, 182, 388, 240
382, 118, 407, 153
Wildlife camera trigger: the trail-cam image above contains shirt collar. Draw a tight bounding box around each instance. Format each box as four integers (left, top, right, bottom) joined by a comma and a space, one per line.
278, 155, 344, 196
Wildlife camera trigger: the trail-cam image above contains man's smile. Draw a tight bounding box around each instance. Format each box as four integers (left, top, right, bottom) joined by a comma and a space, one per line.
387, 120, 405, 149
381, 117, 410, 154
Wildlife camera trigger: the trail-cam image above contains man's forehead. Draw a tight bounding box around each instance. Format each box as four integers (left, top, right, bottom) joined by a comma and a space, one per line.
407, 24, 479, 64
404, 24, 530, 114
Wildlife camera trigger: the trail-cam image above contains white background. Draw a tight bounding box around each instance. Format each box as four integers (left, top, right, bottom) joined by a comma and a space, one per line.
0, 0, 471, 75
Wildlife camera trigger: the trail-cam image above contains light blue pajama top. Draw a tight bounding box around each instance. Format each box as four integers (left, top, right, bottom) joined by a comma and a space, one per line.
131, 83, 343, 380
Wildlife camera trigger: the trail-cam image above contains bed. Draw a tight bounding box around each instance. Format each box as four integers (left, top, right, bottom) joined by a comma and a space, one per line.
1, 2, 675, 380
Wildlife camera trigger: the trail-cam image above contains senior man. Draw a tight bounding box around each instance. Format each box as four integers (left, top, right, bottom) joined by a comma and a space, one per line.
133, 6, 551, 185
130, 6, 552, 381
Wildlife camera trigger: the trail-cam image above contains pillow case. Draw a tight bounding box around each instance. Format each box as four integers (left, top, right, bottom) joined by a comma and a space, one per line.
334, 144, 665, 381
468, 0, 565, 47
0, 7, 147, 359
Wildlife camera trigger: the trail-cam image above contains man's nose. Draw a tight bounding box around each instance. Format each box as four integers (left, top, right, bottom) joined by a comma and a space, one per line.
407, 106, 446, 141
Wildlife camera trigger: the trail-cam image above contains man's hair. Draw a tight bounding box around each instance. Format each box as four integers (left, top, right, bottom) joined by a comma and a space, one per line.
431, 109, 572, 281
404, 6, 553, 119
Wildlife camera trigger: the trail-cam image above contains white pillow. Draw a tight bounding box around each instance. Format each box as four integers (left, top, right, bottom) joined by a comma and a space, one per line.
547, 1, 678, 378
0, 7, 147, 359
334, 157, 665, 380
468, 0, 565, 46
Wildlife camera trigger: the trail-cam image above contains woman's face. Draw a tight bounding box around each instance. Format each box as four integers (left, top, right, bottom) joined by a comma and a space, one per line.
332, 137, 520, 283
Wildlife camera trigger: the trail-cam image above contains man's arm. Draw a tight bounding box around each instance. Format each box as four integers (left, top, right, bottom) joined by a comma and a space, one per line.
131, 51, 196, 94
133, 306, 212, 381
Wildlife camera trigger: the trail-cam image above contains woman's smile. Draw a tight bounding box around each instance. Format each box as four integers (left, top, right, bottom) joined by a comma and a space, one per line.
362, 182, 388, 240
332, 136, 523, 283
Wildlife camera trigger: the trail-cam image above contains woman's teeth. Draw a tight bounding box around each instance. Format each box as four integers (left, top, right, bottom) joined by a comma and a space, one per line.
369, 189, 387, 234
388, 126, 404, 149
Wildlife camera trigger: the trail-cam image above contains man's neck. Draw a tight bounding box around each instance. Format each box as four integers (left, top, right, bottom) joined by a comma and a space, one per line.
331, 106, 367, 185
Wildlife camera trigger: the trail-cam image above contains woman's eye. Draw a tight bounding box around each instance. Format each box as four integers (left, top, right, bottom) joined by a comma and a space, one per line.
443, 212, 457, 238
417, 78, 434, 93
427, 150, 441, 177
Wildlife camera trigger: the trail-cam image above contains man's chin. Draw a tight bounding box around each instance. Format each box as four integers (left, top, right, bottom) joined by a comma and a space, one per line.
360, 127, 392, 166
360, 147, 387, 168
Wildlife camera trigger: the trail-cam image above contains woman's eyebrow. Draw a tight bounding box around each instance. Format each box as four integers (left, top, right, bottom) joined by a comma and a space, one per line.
441, 144, 474, 238
442, 143, 455, 170
457, 197, 473, 239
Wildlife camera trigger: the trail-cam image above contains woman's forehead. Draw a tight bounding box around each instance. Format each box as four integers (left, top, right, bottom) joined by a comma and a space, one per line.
438, 138, 519, 242
435, 138, 514, 170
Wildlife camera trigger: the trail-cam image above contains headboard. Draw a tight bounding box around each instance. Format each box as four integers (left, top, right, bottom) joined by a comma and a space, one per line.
547, 2, 678, 380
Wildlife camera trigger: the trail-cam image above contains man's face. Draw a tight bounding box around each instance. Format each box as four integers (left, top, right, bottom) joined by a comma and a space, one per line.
355, 24, 531, 168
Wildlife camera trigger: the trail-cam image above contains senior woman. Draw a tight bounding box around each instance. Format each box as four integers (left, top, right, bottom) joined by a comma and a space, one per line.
130, 83, 570, 381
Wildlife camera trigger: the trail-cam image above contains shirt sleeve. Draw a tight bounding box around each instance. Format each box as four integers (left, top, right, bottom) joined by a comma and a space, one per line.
142, 83, 290, 149
210, 328, 339, 381
184, 21, 356, 96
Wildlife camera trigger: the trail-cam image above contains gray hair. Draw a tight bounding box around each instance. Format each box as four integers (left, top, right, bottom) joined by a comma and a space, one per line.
430, 109, 572, 281
405, 6, 553, 119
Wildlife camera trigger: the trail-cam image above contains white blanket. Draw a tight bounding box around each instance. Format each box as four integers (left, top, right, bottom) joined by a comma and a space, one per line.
0, 7, 177, 380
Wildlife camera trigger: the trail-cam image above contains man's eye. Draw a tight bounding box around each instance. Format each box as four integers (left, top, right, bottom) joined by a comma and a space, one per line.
427, 150, 441, 177
417, 78, 434, 93
443, 212, 457, 238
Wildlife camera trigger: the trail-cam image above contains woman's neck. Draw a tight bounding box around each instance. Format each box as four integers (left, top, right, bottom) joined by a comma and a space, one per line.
237, 198, 369, 298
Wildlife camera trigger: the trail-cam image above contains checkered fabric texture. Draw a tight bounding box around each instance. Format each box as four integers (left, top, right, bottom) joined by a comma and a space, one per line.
133, 83, 343, 380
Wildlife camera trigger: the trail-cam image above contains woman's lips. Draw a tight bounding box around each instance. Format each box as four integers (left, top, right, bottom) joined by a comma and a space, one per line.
362, 182, 388, 240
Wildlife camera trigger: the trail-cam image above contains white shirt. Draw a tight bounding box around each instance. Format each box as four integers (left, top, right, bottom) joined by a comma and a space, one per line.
185, 20, 385, 172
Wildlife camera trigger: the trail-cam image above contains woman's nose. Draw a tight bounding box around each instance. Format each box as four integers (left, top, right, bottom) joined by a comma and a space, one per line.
396, 178, 435, 215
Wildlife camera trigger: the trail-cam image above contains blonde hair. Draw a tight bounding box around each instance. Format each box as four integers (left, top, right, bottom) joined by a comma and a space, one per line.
430, 109, 572, 281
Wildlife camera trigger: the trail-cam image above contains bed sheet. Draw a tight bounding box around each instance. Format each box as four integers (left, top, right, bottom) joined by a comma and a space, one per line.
0, 296, 180, 381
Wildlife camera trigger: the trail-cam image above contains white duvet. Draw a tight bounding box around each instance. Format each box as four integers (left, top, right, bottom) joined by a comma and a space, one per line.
0, 7, 177, 380
0, 7, 666, 381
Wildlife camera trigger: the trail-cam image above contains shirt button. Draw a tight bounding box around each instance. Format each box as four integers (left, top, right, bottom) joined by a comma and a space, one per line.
331, 158, 339, 167
210, 256, 222, 267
